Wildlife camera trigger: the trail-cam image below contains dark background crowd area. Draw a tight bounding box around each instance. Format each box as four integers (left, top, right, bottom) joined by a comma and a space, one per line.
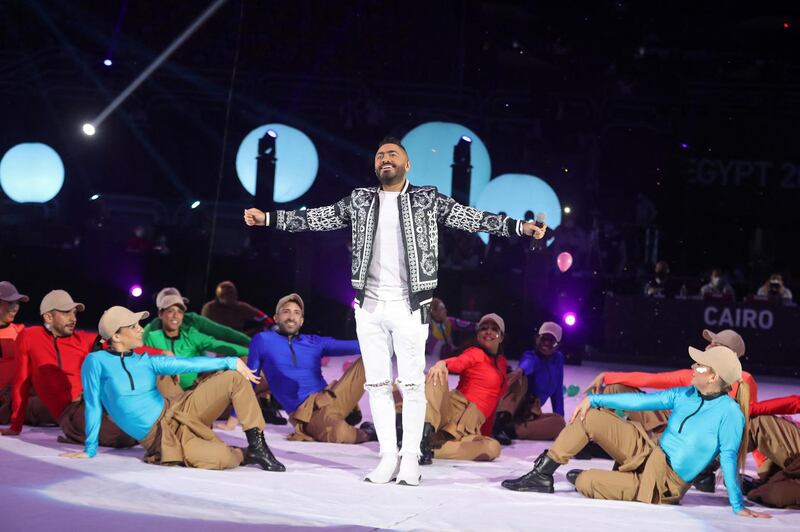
2, 1, 799, 367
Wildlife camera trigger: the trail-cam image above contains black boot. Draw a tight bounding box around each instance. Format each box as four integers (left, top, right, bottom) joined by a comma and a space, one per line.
419, 422, 436, 466
244, 428, 286, 472
492, 411, 515, 446
345, 406, 363, 426
741, 474, 762, 495
692, 457, 719, 493
359, 421, 379, 442
501, 450, 561, 493
258, 397, 288, 426
566, 469, 583, 486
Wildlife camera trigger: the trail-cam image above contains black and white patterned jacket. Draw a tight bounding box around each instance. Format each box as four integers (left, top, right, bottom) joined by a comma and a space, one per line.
266, 180, 524, 315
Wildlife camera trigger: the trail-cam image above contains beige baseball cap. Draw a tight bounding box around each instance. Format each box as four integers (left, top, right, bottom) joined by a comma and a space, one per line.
538, 321, 563, 342
98, 306, 150, 340
478, 313, 505, 335
702, 329, 745, 358
40, 290, 85, 315
156, 287, 189, 308
275, 293, 304, 315
0, 281, 29, 303
688, 345, 742, 385
158, 294, 187, 311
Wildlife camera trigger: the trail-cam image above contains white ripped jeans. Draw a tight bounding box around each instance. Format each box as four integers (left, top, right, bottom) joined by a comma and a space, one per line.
355, 298, 428, 457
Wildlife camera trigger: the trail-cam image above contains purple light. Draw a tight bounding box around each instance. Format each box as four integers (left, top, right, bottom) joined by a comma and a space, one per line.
103, 59, 113, 67
680, 143, 689, 149
563, 312, 577, 327
130, 285, 143, 298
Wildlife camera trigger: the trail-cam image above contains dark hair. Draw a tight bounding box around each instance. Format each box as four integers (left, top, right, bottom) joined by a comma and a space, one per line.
377, 136, 407, 154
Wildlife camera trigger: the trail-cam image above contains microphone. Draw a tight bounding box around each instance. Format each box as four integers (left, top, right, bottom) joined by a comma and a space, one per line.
528, 212, 546, 252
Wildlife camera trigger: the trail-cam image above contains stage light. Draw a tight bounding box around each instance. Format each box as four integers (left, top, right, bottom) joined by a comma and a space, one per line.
236, 123, 318, 202
299, 206, 307, 210
564, 206, 571, 214
680, 143, 689, 149
82, 123, 96, 136
90, 194, 101, 201
190, 200, 200, 209
460, 135, 472, 143
784, 22, 791, 29
130, 285, 143, 298
0, 143, 65, 203
103, 59, 113, 67
563, 312, 577, 327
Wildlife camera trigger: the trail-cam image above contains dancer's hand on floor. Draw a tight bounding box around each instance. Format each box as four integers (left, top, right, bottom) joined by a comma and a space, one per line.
736, 509, 771, 519
427, 360, 449, 387
570, 397, 592, 424
61, 451, 89, 459
244, 208, 266, 226
236, 358, 261, 384
585, 372, 606, 395
0, 428, 20, 436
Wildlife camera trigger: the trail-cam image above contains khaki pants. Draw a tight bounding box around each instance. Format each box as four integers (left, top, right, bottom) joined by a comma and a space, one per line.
140, 370, 265, 470
602, 384, 669, 435
496, 370, 565, 440
745, 415, 800, 508
549, 408, 689, 504
288, 357, 368, 444
58, 399, 137, 448
424, 379, 500, 461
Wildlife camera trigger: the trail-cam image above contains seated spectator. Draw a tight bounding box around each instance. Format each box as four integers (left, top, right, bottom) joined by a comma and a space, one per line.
755, 274, 793, 303
700, 268, 735, 301
201, 281, 273, 335
643, 261, 677, 298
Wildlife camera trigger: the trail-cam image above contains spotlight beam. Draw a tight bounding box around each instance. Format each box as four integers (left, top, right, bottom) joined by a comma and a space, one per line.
90, 0, 229, 130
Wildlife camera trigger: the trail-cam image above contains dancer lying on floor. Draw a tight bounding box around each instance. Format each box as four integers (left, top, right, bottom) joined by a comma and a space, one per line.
502, 345, 771, 519
61, 306, 284, 472
420, 313, 508, 464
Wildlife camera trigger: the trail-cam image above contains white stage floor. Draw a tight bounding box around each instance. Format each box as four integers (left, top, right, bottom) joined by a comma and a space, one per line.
1, 358, 798, 531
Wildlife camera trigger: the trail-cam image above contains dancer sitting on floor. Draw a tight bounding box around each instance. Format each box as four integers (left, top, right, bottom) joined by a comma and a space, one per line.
744, 393, 800, 508
143, 292, 249, 394
502, 345, 771, 519
1, 290, 141, 449
420, 313, 507, 464
583, 328, 760, 492
61, 306, 284, 472
220, 293, 369, 444
145, 287, 285, 424
492, 321, 566, 445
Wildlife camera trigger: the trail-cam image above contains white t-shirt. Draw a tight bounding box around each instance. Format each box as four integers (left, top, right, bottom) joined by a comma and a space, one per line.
365, 190, 409, 301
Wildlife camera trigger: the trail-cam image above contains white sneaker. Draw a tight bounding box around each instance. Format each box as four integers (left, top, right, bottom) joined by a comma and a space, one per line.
364, 453, 400, 484
395, 453, 421, 486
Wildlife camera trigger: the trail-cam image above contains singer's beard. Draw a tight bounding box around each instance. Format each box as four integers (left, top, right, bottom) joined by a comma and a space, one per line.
376, 165, 407, 188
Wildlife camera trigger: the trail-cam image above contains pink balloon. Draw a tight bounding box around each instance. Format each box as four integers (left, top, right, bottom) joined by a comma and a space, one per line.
557, 252, 573, 272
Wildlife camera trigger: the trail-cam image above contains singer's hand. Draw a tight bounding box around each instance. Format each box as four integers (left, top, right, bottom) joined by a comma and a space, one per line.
522, 222, 547, 240
243, 208, 266, 227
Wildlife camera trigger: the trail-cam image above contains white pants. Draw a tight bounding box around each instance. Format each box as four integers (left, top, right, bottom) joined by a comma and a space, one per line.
355, 299, 428, 457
